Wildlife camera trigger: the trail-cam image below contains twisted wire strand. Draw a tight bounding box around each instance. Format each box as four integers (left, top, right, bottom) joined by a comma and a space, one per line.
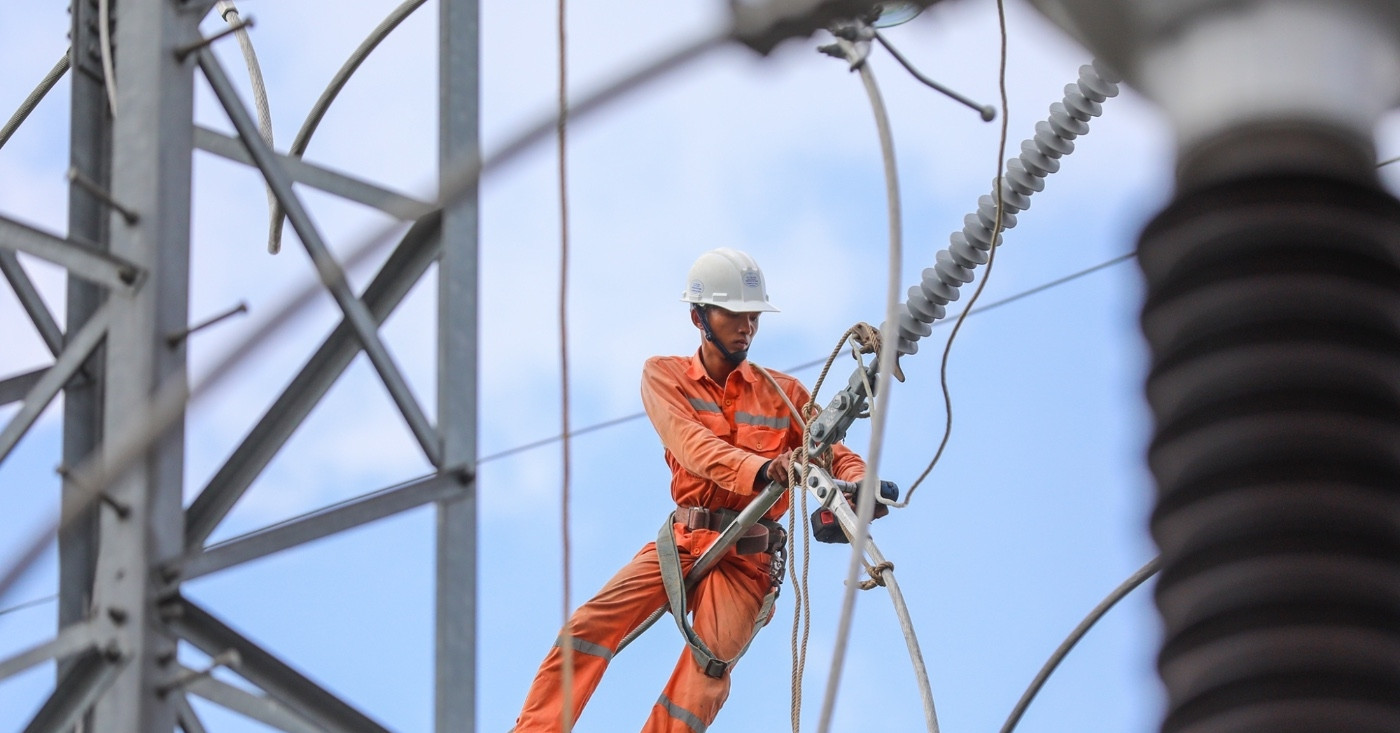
98, 0, 117, 117
0, 52, 70, 151
214, 2, 279, 256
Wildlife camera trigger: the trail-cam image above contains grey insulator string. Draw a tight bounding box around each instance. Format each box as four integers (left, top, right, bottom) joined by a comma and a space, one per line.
895, 60, 1120, 358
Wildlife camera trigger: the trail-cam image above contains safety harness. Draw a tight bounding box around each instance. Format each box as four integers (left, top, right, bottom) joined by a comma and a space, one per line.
656, 507, 787, 678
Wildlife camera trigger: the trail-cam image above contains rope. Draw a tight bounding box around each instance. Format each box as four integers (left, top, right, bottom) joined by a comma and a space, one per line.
905, 0, 1013, 501
214, 2, 279, 256
752, 353, 845, 733
0, 52, 70, 151
556, 0, 575, 729
815, 31, 908, 733
858, 561, 893, 590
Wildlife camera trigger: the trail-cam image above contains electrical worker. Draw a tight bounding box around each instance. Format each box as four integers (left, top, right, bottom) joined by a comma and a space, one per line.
513, 248, 869, 732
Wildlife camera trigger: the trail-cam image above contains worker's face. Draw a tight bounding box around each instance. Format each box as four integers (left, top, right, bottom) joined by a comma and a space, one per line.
694, 306, 760, 354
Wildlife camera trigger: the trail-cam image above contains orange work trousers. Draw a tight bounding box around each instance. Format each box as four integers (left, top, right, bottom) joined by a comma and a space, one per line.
514, 525, 774, 732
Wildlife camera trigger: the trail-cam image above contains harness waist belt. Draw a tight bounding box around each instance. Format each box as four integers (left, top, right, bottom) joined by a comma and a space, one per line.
674, 506, 785, 555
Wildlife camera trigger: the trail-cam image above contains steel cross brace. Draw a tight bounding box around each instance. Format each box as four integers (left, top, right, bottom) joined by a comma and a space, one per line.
183, 211, 442, 548
0, 214, 143, 292
166, 597, 392, 733
194, 47, 443, 468
0, 299, 113, 464
179, 470, 469, 581
23, 649, 129, 733
0, 248, 65, 357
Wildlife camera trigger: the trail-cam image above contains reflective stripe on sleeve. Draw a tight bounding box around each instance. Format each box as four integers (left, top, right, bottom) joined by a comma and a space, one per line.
656, 694, 708, 733
556, 634, 614, 661
735, 411, 789, 429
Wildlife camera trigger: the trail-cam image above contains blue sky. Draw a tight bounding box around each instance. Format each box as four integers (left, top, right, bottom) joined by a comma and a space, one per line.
7, 1, 1399, 731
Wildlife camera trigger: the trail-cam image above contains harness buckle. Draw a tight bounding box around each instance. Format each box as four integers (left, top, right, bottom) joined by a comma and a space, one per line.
703, 658, 729, 679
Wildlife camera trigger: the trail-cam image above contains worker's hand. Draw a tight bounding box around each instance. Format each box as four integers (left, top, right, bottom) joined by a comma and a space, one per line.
765, 449, 795, 486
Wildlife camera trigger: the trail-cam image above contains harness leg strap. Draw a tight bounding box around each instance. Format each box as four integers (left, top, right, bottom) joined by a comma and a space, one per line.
655, 517, 777, 679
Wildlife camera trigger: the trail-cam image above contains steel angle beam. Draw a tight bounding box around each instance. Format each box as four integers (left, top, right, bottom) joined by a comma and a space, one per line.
0, 300, 111, 465
23, 650, 127, 733
182, 471, 467, 580
173, 694, 210, 733
184, 210, 442, 548
0, 215, 141, 292
184, 675, 322, 733
0, 249, 65, 356
436, 1, 479, 729
196, 48, 442, 468
194, 126, 433, 221
168, 599, 392, 733
0, 368, 45, 406
0, 620, 100, 683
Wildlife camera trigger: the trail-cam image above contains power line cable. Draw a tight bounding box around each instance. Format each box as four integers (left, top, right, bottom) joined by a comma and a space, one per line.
0, 51, 70, 151
1000, 556, 1161, 733
815, 25, 929, 733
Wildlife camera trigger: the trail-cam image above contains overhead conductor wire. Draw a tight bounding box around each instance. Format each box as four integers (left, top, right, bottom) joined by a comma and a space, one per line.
556, 0, 577, 729
814, 25, 925, 733
267, 0, 430, 254
999, 555, 1161, 733
0, 29, 730, 604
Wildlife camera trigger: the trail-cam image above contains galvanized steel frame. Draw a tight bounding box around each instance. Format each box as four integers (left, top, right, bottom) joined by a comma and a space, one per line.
0, 0, 479, 730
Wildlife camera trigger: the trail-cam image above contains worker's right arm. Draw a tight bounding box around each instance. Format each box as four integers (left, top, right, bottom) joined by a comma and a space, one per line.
640, 358, 769, 496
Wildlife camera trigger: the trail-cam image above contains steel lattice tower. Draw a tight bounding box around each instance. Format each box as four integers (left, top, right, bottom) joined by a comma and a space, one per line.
0, 1, 478, 730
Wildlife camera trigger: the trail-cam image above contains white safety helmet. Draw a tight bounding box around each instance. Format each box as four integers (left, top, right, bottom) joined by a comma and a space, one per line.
680, 248, 779, 313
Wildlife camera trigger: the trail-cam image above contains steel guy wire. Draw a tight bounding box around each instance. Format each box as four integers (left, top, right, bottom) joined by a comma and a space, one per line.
0, 51, 69, 151
0, 29, 731, 604
815, 27, 933, 733
1000, 555, 1161, 733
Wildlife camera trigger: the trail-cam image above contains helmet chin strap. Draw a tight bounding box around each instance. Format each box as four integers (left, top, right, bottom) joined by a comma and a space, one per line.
694, 305, 748, 365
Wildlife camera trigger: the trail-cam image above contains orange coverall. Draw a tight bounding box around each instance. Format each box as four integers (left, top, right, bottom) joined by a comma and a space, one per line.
514, 352, 865, 732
